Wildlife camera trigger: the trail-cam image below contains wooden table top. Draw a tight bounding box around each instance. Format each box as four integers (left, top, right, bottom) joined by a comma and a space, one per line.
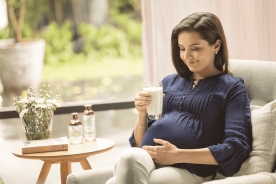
12, 138, 115, 161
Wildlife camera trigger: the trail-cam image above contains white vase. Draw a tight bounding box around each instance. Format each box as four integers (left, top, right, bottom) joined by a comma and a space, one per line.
0, 38, 45, 107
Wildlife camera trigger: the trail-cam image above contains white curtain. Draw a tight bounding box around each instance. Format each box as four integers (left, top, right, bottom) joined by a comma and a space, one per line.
0, 0, 8, 29
142, 0, 276, 83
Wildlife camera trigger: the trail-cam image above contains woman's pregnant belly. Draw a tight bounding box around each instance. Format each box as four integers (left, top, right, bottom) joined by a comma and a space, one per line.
141, 113, 204, 149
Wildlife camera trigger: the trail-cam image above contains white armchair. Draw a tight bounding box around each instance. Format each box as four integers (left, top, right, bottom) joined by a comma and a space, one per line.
67, 59, 276, 184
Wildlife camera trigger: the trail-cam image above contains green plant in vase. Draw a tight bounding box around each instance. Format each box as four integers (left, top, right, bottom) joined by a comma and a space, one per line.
13, 85, 61, 140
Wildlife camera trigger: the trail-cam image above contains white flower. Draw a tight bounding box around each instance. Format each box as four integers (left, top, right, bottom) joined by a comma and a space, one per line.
29, 97, 36, 102
19, 109, 28, 118
46, 100, 61, 107
35, 104, 47, 108
35, 99, 44, 104
19, 98, 29, 104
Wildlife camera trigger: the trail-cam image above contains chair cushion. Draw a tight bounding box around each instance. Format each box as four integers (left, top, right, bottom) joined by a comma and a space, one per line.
234, 100, 276, 176
204, 172, 276, 184
229, 59, 276, 105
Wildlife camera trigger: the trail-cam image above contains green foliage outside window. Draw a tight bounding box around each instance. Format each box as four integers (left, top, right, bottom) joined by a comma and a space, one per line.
0, 0, 143, 103
78, 13, 142, 61
41, 21, 74, 65
0, 0, 142, 65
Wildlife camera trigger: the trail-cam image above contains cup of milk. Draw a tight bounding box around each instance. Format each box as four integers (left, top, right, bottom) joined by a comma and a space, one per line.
143, 82, 163, 120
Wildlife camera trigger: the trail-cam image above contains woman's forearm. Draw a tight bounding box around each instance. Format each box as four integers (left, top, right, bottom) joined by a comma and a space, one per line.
175, 148, 218, 165
133, 114, 148, 147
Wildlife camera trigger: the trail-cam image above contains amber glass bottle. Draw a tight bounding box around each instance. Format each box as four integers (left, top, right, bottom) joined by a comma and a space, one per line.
83, 104, 96, 141
68, 112, 83, 144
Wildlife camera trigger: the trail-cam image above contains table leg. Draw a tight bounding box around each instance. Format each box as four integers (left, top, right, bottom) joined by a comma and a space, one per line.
37, 162, 52, 184
60, 162, 71, 184
80, 158, 92, 170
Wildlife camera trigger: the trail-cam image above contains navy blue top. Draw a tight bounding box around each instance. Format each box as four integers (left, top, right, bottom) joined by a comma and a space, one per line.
129, 73, 252, 177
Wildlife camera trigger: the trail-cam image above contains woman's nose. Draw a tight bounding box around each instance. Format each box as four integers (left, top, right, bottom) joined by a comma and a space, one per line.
182, 50, 192, 60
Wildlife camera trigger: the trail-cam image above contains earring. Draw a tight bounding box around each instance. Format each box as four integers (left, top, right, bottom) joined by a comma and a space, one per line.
215, 51, 218, 54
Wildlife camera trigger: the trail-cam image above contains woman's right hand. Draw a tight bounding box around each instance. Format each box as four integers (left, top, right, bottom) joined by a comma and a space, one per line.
134, 91, 151, 116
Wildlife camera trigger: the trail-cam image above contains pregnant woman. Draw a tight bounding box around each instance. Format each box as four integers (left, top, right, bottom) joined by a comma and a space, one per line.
106, 12, 252, 184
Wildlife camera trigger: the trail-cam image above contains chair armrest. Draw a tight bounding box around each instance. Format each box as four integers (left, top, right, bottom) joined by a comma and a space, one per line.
67, 166, 113, 184
203, 172, 276, 184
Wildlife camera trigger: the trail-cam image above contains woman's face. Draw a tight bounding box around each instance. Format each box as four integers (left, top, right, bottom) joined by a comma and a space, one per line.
178, 31, 220, 78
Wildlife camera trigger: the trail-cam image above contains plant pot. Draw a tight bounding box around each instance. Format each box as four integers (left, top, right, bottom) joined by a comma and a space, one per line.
0, 38, 45, 107
21, 112, 53, 141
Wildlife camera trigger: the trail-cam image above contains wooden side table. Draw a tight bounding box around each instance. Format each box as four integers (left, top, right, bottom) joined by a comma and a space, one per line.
12, 138, 115, 184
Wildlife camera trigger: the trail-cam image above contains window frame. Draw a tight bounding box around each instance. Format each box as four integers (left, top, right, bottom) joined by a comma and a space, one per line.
0, 98, 135, 119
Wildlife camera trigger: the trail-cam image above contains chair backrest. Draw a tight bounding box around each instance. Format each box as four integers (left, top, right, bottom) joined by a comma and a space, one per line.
229, 59, 276, 106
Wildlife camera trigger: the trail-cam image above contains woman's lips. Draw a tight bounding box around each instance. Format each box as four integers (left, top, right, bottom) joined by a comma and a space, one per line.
185, 60, 198, 64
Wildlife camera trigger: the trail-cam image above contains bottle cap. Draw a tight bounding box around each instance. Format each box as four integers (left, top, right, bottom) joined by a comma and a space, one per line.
84, 104, 92, 110
71, 112, 78, 119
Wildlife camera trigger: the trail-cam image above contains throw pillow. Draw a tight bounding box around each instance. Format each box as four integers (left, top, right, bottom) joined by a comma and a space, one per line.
234, 100, 276, 176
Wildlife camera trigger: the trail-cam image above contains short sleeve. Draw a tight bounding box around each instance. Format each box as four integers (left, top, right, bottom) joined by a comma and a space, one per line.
208, 80, 252, 176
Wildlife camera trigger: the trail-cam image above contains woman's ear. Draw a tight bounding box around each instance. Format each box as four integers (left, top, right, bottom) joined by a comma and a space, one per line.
214, 39, 221, 53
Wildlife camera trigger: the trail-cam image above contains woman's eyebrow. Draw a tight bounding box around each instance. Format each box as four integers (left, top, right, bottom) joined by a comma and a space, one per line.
178, 43, 200, 47
189, 43, 200, 46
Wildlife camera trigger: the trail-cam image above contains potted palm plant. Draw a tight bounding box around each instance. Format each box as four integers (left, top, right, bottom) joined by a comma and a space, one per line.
0, 0, 45, 107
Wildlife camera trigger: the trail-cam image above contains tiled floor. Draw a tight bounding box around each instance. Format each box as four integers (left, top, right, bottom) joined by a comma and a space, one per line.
0, 110, 136, 184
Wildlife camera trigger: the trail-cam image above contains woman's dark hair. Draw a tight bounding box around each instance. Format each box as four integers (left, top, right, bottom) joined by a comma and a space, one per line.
171, 12, 229, 79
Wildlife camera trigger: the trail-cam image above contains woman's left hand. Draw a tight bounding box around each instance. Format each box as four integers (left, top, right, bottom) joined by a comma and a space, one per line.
142, 138, 179, 165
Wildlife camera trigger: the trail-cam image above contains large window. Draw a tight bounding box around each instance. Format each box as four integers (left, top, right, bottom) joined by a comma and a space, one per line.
0, 0, 143, 108
0, 2, 141, 182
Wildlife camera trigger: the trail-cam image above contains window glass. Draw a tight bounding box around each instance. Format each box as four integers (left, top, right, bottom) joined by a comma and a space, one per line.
0, 0, 142, 108
0, 109, 136, 140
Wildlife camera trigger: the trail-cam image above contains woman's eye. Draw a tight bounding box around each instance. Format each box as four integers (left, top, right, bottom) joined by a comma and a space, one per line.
191, 48, 199, 51
180, 48, 185, 51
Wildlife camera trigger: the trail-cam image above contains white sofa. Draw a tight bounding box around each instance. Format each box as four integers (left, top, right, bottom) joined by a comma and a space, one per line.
67, 59, 276, 184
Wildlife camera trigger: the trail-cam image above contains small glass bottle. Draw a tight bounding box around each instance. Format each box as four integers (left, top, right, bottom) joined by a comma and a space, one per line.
83, 104, 96, 141
68, 112, 83, 144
